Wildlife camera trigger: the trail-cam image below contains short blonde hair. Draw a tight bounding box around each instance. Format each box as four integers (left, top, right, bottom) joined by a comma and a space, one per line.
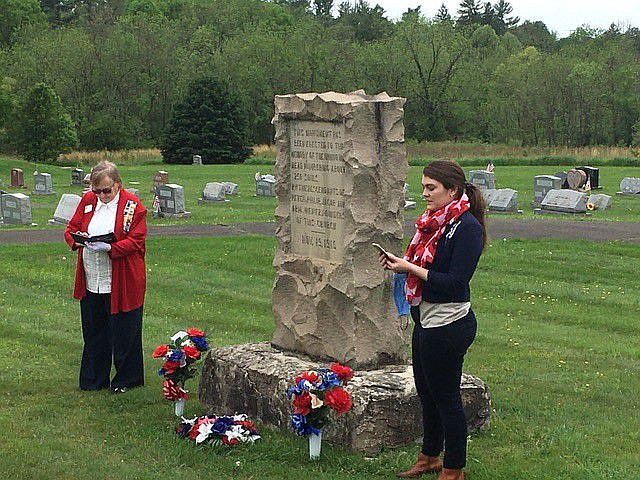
90, 161, 121, 185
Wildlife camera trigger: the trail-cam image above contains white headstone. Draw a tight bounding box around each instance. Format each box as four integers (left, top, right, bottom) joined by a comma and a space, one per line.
1, 193, 32, 224
469, 170, 495, 190
488, 188, 518, 212
202, 182, 226, 201
193, 155, 202, 165
620, 177, 640, 194
587, 193, 612, 210
51, 194, 81, 224
481, 188, 497, 205
222, 182, 239, 195
540, 189, 587, 213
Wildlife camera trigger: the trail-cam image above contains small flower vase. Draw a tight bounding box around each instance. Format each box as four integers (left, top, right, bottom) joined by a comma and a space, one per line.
308, 430, 322, 460
174, 398, 186, 417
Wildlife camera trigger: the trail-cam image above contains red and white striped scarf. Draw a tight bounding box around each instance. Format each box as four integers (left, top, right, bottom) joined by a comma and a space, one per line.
404, 194, 470, 306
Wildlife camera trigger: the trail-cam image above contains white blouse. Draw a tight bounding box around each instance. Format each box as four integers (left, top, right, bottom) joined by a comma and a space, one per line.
82, 192, 119, 294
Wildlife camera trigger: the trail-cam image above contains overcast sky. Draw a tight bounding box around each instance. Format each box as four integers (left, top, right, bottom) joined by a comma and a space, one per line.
363, 0, 640, 37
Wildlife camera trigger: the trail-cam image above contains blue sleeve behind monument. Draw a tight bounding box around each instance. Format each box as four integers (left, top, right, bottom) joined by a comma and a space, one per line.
393, 273, 410, 316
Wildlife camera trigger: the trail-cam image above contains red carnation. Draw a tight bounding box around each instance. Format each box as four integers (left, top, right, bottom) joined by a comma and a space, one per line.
187, 327, 205, 337
162, 360, 181, 374
292, 391, 312, 416
330, 362, 354, 384
153, 344, 169, 358
237, 420, 256, 430
324, 387, 352, 414
295, 370, 319, 384
183, 345, 200, 359
222, 436, 239, 446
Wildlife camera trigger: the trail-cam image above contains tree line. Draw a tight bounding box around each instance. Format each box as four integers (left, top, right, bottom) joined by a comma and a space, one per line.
0, 0, 639, 158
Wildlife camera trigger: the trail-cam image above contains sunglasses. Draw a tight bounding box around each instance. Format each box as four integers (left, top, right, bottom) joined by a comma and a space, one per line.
92, 184, 115, 195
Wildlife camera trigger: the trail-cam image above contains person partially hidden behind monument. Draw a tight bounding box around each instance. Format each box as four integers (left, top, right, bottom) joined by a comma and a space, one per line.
379, 160, 486, 480
65, 161, 147, 394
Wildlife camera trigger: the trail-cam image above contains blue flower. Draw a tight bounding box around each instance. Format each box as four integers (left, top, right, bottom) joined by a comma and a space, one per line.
176, 422, 191, 438
212, 416, 235, 436
168, 349, 185, 362
318, 371, 340, 390
157, 368, 166, 376
287, 378, 312, 398
192, 337, 209, 351
291, 413, 320, 436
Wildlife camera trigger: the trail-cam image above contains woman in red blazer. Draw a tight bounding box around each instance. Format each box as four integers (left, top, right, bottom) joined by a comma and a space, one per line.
65, 161, 147, 393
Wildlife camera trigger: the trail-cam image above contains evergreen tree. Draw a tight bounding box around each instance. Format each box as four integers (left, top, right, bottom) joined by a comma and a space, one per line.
456, 0, 481, 27
434, 4, 452, 23
313, 0, 333, 18
161, 76, 251, 165
492, 0, 519, 34
9, 83, 77, 163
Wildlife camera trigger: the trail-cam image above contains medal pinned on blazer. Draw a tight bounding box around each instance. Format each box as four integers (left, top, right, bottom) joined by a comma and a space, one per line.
123, 200, 137, 233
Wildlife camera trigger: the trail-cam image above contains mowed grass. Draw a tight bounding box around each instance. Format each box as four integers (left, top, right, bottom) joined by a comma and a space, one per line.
2, 156, 640, 229
0, 236, 638, 479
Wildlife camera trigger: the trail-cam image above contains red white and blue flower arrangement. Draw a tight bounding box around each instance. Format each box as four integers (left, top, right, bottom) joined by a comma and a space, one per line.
153, 328, 209, 416
176, 414, 261, 446
287, 362, 354, 458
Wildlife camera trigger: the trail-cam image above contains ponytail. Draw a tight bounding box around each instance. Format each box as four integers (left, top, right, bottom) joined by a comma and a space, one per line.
463, 182, 487, 249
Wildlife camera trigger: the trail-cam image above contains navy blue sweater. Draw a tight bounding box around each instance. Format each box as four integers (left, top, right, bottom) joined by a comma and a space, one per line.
421, 210, 484, 303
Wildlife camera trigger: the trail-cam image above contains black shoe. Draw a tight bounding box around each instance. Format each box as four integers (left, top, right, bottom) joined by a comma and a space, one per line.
111, 387, 128, 394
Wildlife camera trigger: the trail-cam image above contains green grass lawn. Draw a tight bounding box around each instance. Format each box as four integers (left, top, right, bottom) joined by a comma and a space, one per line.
2, 156, 640, 229
0, 236, 638, 479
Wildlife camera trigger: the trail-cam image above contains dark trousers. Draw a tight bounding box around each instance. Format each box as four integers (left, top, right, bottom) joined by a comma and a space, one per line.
411, 307, 477, 469
80, 291, 144, 390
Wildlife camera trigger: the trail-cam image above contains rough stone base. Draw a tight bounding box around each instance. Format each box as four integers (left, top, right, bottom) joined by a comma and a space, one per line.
152, 211, 191, 219
199, 342, 491, 454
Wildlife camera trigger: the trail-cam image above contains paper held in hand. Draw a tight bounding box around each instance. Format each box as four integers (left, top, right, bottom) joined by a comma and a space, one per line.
372, 243, 391, 258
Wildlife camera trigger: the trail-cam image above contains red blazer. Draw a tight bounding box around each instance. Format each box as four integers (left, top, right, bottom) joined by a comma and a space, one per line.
65, 188, 147, 314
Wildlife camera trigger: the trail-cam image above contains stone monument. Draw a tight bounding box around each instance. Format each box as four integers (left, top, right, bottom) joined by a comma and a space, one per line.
537, 189, 587, 214
48, 194, 81, 225
10, 168, 25, 188
533, 175, 563, 206
200, 91, 490, 453
618, 177, 640, 195
198, 182, 226, 203
487, 188, 520, 213
587, 193, 612, 210
32, 172, 55, 195
71, 168, 84, 186
566, 168, 590, 191
152, 170, 169, 193
576, 166, 600, 189
126, 188, 140, 198
256, 174, 276, 196
469, 170, 495, 190
222, 182, 239, 195
193, 155, 202, 165
1, 193, 32, 225
154, 183, 190, 218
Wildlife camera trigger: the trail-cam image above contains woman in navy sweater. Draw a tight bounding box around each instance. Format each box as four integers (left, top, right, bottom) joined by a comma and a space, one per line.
380, 160, 486, 480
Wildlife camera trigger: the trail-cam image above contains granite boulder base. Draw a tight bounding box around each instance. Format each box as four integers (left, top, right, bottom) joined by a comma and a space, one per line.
199, 343, 491, 454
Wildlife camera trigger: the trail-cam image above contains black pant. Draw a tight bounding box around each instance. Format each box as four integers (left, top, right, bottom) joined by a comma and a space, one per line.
80, 291, 144, 390
411, 307, 477, 469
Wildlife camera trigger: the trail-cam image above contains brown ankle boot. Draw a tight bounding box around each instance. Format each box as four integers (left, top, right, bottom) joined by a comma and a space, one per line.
397, 452, 443, 478
436, 468, 464, 480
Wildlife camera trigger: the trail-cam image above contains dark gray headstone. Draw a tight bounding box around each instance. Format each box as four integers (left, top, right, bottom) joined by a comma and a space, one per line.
71, 168, 84, 186
469, 170, 495, 190
157, 183, 186, 214
620, 177, 640, 194
533, 175, 563, 205
1, 193, 32, 224
576, 166, 599, 189
256, 176, 276, 197
488, 188, 518, 212
540, 189, 587, 213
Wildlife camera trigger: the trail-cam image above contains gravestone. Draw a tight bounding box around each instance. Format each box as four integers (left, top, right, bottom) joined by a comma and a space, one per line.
533, 175, 563, 206
10, 168, 25, 188
256, 175, 276, 196
618, 177, 640, 195
587, 193, 612, 210
71, 168, 84, 186
48, 194, 81, 225
193, 155, 202, 165
576, 166, 600, 189
566, 168, 589, 191
469, 170, 495, 190
222, 182, 239, 195
481, 188, 497, 205
152, 170, 169, 193
82, 173, 91, 187
200, 90, 490, 453
198, 182, 226, 203
554, 171, 569, 188
126, 188, 140, 198
32, 172, 55, 195
1, 193, 32, 225
155, 183, 190, 218
487, 188, 519, 213
539, 189, 587, 213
